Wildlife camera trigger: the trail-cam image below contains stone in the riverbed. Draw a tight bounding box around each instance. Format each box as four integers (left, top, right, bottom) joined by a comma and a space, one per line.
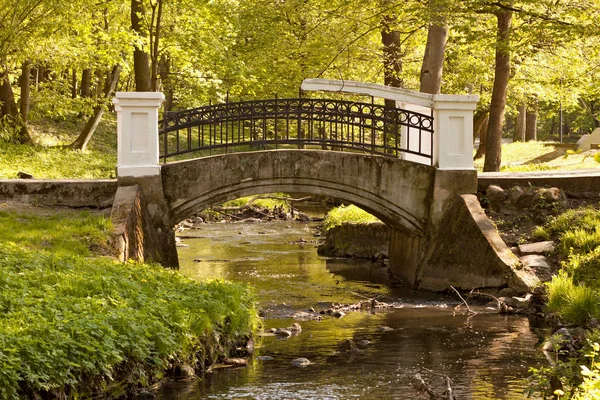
332, 310, 346, 318
291, 311, 314, 320
498, 287, 518, 297
257, 355, 274, 361
337, 339, 359, 353
291, 357, 311, 367
289, 323, 302, 333
518, 241, 555, 255
275, 328, 292, 338
173, 363, 195, 379
356, 339, 371, 349
224, 358, 248, 367
520, 254, 550, 269
379, 326, 394, 332
486, 185, 507, 204
136, 389, 156, 399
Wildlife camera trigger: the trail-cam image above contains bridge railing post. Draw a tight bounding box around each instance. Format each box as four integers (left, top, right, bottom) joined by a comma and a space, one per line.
431, 95, 478, 170
113, 92, 165, 178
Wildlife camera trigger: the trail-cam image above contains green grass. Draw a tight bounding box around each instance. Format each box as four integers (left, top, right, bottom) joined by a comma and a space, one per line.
0, 115, 117, 179
547, 271, 599, 326
0, 210, 259, 398
221, 193, 291, 211
322, 204, 381, 231
474, 141, 600, 172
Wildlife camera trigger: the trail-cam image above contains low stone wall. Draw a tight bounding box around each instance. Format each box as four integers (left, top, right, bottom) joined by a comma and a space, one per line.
317, 222, 390, 259
478, 170, 600, 195
0, 179, 117, 208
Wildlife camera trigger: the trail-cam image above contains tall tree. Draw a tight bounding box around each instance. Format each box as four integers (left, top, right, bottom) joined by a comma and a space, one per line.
483, 5, 512, 172
419, 0, 448, 94
132, 0, 152, 91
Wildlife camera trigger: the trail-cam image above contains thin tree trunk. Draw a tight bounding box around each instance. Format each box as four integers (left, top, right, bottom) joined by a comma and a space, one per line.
1, 66, 31, 144
19, 61, 31, 125
159, 55, 173, 112
70, 65, 121, 151
525, 98, 537, 141
474, 111, 489, 159
483, 7, 512, 172
71, 69, 78, 98
150, 0, 163, 91
81, 69, 92, 97
132, 0, 152, 91
419, 0, 448, 94
514, 102, 526, 142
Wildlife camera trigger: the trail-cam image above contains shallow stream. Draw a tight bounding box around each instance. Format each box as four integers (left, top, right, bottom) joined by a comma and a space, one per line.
155, 221, 544, 399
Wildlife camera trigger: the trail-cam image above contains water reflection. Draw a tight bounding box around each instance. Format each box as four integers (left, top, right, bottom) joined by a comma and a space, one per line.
156, 221, 543, 399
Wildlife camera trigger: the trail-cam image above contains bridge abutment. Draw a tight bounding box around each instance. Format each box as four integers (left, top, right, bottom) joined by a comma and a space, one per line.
113, 92, 179, 267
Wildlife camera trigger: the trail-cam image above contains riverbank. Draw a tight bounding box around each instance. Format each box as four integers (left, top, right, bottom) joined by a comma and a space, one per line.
0, 205, 259, 398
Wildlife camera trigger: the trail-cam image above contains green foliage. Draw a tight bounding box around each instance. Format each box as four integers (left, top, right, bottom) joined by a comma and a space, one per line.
0, 210, 259, 398
573, 343, 600, 399
565, 248, 600, 289
547, 270, 599, 326
322, 204, 381, 231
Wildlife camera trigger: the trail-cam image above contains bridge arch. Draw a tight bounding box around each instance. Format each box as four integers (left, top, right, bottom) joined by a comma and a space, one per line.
161, 150, 436, 235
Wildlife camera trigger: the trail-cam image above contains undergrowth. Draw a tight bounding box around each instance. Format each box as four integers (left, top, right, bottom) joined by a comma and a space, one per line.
322, 204, 381, 231
0, 210, 259, 399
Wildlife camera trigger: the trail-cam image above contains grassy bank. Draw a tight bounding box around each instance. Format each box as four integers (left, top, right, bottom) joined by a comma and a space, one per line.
474, 141, 600, 172
322, 204, 381, 231
0, 208, 259, 398
526, 205, 600, 398
0, 116, 117, 179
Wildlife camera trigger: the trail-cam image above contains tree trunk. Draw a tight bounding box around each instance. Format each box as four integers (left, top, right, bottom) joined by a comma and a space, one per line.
380, 0, 403, 89
159, 55, 173, 112
132, 0, 152, 91
150, 0, 163, 91
70, 65, 121, 151
19, 61, 31, 125
514, 102, 526, 142
483, 7, 512, 172
81, 69, 92, 97
525, 98, 537, 141
1, 67, 31, 144
419, 0, 448, 94
590, 100, 600, 128
71, 69, 78, 98
474, 110, 489, 159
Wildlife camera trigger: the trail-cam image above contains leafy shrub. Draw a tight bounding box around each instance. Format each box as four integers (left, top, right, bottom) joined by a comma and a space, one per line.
566, 248, 600, 289
322, 204, 381, 231
547, 270, 599, 326
0, 211, 259, 398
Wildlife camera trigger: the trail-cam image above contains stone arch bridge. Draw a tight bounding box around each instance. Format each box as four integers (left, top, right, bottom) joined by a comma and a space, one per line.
111, 79, 534, 293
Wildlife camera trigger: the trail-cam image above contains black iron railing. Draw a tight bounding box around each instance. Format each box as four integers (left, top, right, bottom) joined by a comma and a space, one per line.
159, 98, 433, 162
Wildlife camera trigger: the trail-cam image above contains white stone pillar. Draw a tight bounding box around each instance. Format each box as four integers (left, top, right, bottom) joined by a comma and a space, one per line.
432, 94, 479, 170
114, 92, 165, 178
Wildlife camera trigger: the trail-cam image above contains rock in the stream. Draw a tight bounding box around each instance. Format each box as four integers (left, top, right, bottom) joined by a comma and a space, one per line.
518, 241, 555, 255
543, 328, 575, 353
498, 287, 518, 297
275, 328, 293, 338
291, 358, 311, 367
257, 355, 274, 361
289, 323, 302, 333
520, 254, 550, 269
379, 326, 394, 332
356, 339, 371, 349
338, 339, 360, 353
332, 310, 346, 318
224, 358, 248, 367
291, 311, 314, 320
173, 363, 195, 379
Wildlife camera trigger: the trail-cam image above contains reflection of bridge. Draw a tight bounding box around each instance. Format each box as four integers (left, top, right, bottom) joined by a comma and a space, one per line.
110, 80, 533, 293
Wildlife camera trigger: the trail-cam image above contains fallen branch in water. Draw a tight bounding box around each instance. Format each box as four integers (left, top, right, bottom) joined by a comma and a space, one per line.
450, 286, 477, 316
410, 369, 457, 400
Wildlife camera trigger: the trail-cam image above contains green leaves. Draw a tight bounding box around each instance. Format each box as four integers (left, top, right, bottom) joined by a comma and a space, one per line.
0, 211, 259, 398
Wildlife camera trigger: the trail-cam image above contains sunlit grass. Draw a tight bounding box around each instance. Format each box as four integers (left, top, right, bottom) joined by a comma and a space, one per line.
0, 115, 117, 179
474, 141, 600, 172
323, 204, 381, 231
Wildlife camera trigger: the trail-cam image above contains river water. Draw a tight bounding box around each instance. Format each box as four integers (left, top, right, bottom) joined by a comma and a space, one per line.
155, 220, 544, 399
